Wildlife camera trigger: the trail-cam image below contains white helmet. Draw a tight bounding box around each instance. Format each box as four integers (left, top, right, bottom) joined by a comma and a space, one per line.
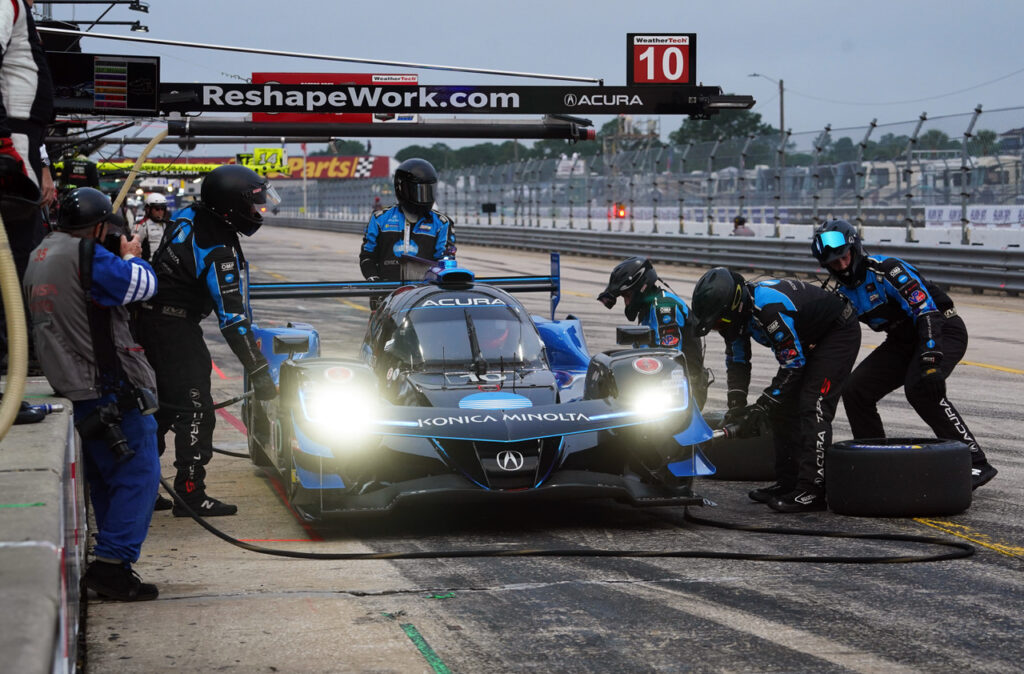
145, 193, 167, 207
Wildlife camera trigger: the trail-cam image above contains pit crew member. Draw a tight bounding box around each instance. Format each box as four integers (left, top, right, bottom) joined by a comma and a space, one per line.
811, 219, 997, 489
359, 158, 456, 284
136, 164, 280, 517
134, 192, 170, 261
691, 267, 860, 512
598, 256, 708, 408
24, 187, 161, 600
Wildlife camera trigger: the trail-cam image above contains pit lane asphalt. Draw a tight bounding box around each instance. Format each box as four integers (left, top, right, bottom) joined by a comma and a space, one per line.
85, 226, 1024, 673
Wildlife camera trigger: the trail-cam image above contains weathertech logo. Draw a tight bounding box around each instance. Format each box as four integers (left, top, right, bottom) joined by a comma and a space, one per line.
633, 36, 689, 45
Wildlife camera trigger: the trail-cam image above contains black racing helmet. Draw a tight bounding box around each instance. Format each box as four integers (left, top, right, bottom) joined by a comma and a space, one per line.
57, 187, 112, 231
394, 158, 437, 218
200, 164, 280, 236
598, 256, 659, 321
691, 267, 750, 340
811, 219, 866, 286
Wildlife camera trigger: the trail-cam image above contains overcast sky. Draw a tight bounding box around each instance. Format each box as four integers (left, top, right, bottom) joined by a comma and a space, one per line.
48, 0, 1024, 158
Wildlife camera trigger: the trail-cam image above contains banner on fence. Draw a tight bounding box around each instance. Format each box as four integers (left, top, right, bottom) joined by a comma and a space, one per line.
925, 206, 1024, 227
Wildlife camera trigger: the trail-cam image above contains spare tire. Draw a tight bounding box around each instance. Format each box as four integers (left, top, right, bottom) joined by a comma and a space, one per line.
826, 438, 971, 517
700, 410, 775, 481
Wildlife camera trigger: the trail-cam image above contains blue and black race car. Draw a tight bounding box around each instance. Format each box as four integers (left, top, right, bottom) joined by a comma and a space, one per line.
243, 255, 718, 518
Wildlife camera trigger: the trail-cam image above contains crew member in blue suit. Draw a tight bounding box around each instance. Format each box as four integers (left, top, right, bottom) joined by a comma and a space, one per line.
812, 219, 997, 489
24, 187, 161, 600
597, 256, 708, 408
136, 164, 279, 517
359, 158, 455, 286
691, 268, 861, 512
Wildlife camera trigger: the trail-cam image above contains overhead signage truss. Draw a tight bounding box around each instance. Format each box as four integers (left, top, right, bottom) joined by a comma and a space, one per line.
159, 83, 751, 119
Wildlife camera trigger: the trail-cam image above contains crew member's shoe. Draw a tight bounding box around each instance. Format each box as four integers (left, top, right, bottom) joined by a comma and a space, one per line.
172, 494, 238, 517
154, 494, 174, 511
767, 489, 827, 513
971, 461, 998, 490
84, 560, 158, 601
748, 482, 792, 504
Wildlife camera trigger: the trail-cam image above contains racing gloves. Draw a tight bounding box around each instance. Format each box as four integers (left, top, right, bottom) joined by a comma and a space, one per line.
722, 390, 749, 426
249, 363, 277, 401
733, 395, 776, 438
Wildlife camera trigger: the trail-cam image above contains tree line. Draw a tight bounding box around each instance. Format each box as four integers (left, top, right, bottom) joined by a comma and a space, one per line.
313, 108, 1005, 171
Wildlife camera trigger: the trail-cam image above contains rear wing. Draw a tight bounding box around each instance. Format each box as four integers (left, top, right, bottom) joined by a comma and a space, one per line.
249, 251, 562, 320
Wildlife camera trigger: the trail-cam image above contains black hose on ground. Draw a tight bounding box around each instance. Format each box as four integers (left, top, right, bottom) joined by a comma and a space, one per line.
159, 477, 975, 564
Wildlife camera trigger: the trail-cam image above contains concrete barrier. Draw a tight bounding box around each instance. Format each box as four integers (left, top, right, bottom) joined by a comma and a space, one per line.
0, 380, 83, 673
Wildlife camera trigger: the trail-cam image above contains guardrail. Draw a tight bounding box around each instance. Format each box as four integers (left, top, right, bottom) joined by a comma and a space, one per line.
266, 217, 1024, 295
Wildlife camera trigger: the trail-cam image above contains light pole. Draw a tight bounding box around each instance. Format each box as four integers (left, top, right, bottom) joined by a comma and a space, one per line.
749, 73, 786, 217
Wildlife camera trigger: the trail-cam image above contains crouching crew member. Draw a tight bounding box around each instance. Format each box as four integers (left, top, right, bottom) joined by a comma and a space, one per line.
136, 164, 279, 517
360, 158, 455, 285
598, 256, 708, 408
24, 187, 161, 601
691, 268, 861, 512
812, 219, 997, 489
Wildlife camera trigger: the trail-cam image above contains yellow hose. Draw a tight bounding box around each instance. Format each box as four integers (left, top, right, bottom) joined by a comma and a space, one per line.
112, 128, 169, 212
0, 209, 28, 440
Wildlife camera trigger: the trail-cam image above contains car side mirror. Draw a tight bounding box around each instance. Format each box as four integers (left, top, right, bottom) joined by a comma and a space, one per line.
273, 334, 310, 357
616, 325, 653, 347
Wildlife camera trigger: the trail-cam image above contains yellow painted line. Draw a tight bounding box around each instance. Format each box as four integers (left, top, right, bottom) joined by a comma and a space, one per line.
959, 360, 1024, 375
861, 344, 1023, 375
914, 518, 1024, 558
338, 298, 370, 312
956, 301, 1024, 315
565, 289, 590, 298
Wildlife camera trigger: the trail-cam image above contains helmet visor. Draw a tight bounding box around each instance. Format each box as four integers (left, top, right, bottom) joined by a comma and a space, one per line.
252, 183, 281, 208
817, 229, 847, 252
814, 229, 853, 265
406, 181, 435, 206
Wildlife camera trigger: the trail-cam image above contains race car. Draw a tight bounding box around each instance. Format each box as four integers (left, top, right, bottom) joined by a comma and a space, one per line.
243, 255, 718, 518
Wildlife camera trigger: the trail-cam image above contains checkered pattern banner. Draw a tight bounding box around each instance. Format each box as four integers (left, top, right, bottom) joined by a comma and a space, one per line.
352, 157, 375, 178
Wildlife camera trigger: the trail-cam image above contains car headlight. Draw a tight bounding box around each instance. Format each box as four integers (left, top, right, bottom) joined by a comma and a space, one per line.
299, 383, 380, 442
627, 376, 689, 419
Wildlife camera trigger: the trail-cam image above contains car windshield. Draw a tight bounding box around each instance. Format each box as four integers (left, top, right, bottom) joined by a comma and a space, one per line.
389, 299, 545, 371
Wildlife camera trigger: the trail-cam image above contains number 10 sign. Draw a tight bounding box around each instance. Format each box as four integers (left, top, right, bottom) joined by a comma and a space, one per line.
626, 33, 696, 85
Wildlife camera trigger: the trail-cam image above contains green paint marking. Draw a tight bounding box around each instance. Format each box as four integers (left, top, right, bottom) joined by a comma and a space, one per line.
428, 592, 456, 600
0, 502, 45, 508
401, 623, 451, 674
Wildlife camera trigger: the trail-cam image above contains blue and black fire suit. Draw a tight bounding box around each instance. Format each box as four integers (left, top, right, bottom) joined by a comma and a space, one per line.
636, 289, 708, 408
834, 255, 989, 465
359, 205, 455, 282
135, 208, 270, 498
725, 279, 861, 493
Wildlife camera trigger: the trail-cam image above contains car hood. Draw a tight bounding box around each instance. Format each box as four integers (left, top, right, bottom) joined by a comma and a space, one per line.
404, 370, 559, 408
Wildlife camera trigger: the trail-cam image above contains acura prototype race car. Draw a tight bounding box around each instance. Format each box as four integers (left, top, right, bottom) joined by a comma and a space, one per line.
243, 255, 718, 518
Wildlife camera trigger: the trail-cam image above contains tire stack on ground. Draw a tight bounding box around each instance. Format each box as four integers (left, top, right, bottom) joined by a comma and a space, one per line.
826, 438, 972, 516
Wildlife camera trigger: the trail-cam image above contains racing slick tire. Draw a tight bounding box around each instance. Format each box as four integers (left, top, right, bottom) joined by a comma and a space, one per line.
700, 410, 775, 481
243, 393, 274, 468
826, 438, 972, 517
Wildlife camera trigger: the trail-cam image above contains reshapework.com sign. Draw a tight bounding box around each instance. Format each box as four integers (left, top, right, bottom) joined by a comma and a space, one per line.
159, 83, 724, 116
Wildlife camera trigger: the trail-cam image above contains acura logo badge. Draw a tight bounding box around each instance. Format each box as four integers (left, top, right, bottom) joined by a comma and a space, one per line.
563, 93, 577, 107
496, 450, 525, 471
